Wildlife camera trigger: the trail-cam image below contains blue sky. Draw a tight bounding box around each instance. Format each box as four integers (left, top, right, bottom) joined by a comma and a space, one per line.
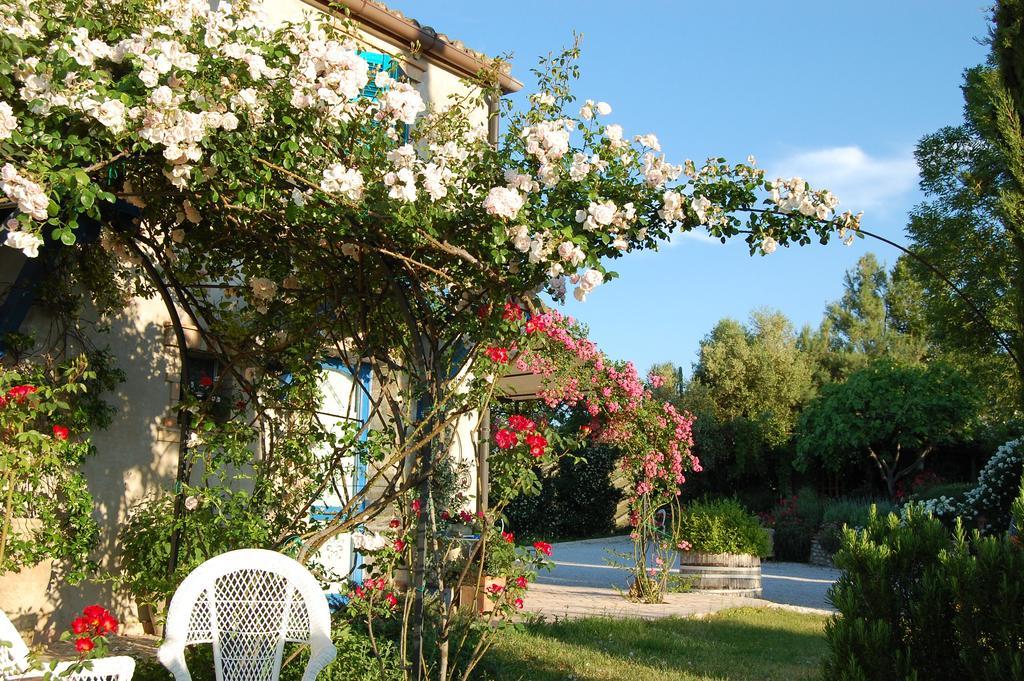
394, 0, 991, 374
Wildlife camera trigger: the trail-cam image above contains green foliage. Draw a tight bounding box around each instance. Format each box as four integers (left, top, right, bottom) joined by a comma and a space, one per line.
676, 498, 771, 557
503, 444, 621, 541
823, 507, 1024, 680
796, 359, 978, 499
0, 355, 115, 581
764, 488, 824, 562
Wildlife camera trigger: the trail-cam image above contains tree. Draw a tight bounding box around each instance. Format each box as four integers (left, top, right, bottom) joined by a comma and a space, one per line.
689, 310, 815, 503
905, 1, 1024, 410
799, 254, 929, 383
796, 360, 977, 499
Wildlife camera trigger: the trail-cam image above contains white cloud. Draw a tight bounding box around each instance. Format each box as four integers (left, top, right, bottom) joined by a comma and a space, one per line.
670, 230, 723, 246
768, 146, 918, 216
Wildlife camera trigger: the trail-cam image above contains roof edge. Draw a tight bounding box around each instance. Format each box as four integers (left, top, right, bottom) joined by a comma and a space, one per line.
304, 0, 523, 94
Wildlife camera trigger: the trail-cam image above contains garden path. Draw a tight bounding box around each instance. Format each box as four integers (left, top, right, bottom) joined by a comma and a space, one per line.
525, 535, 839, 620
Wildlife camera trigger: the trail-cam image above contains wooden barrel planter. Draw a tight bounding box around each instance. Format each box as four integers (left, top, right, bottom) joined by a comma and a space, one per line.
677, 552, 762, 597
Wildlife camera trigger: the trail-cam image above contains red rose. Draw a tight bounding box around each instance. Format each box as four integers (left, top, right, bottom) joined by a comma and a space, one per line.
494, 429, 517, 449
514, 598, 524, 609
507, 415, 535, 432
502, 302, 522, 321
440, 510, 451, 521
198, 373, 214, 388
484, 346, 509, 364
501, 531, 515, 544
533, 541, 552, 556
389, 518, 401, 528
7, 385, 36, 403
394, 539, 406, 552
71, 618, 89, 634
74, 637, 94, 654
99, 614, 118, 635
52, 425, 69, 440
374, 577, 386, 590
515, 576, 528, 588
411, 499, 421, 515
524, 318, 546, 334
385, 593, 398, 607
354, 586, 365, 599
486, 583, 503, 595
525, 433, 547, 458
459, 510, 474, 523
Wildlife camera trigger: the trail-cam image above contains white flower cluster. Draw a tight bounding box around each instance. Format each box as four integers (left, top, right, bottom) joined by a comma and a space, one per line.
571, 268, 604, 302
1, 163, 48, 221
961, 437, 1024, 527
641, 152, 682, 188
374, 71, 426, 126
248, 276, 278, 314
769, 176, 839, 221
575, 199, 634, 236
579, 99, 611, 120
521, 118, 571, 182
288, 31, 370, 118
320, 163, 364, 202
0, 101, 16, 140
483, 186, 525, 220
3, 218, 44, 258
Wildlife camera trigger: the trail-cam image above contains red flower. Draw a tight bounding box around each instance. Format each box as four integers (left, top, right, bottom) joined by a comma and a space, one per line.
495, 429, 518, 449
459, 510, 474, 523
7, 385, 36, 403
476, 304, 491, 319
515, 576, 528, 588
411, 499, 422, 515
71, 618, 89, 634
524, 318, 546, 334
486, 583, 503, 595
533, 541, 552, 556
385, 593, 398, 607
440, 510, 451, 521
579, 424, 591, 435
503, 302, 522, 321
525, 433, 547, 458
514, 598, 524, 609
394, 539, 406, 552
74, 637, 94, 654
354, 585, 365, 599
198, 373, 214, 388
389, 518, 401, 528
52, 425, 69, 440
501, 531, 515, 544
374, 577, 386, 590
507, 415, 535, 432
99, 614, 118, 635
484, 346, 509, 364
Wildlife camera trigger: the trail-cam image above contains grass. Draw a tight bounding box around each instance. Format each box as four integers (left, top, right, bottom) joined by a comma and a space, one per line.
474, 607, 829, 681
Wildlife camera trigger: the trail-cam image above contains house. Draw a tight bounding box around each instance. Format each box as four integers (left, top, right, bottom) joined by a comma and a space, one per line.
0, 0, 522, 638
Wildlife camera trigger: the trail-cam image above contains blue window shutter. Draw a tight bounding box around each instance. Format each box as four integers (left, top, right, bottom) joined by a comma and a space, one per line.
358, 51, 395, 100
358, 51, 412, 141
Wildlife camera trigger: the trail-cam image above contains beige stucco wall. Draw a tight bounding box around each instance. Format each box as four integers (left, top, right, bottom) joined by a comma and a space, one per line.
0, 0, 491, 640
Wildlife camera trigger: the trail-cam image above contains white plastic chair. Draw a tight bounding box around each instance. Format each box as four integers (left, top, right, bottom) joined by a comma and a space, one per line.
158, 549, 336, 681
0, 609, 136, 681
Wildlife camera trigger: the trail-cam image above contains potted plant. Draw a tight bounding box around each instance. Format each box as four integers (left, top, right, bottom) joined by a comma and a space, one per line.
456, 526, 518, 614
675, 498, 771, 597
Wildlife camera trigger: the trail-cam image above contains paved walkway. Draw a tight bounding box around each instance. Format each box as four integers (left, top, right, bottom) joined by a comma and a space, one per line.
525, 536, 839, 620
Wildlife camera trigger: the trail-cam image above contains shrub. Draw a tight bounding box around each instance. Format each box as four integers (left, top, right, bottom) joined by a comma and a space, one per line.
676, 498, 771, 558
822, 497, 895, 529
764, 488, 823, 562
902, 437, 1024, 533
503, 444, 621, 541
823, 506, 1024, 680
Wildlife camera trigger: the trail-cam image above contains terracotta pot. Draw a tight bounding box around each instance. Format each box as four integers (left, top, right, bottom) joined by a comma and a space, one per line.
458, 575, 506, 614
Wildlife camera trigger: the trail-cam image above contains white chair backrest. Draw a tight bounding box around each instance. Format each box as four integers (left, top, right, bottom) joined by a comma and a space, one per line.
0, 609, 30, 675
158, 549, 336, 681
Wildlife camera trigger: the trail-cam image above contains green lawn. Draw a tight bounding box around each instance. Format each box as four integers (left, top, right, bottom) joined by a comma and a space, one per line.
475, 608, 829, 681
